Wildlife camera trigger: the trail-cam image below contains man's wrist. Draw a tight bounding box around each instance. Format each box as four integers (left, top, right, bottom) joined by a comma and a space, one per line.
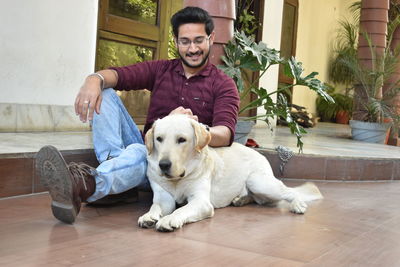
88, 73, 105, 90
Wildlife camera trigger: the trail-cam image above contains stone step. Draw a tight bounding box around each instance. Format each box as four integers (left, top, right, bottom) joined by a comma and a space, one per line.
1, 146, 399, 199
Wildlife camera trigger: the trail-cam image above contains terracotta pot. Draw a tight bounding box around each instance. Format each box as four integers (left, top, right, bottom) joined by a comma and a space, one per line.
335, 110, 350, 124
383, 117, 394, 144
183, 0, 235, 65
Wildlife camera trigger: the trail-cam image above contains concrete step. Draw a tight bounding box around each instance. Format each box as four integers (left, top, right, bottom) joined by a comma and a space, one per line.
1, 124, 400, 199
2, 146, 400, 199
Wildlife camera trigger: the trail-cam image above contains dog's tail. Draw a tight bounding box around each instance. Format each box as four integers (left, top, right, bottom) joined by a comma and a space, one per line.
293, 182, 323, 202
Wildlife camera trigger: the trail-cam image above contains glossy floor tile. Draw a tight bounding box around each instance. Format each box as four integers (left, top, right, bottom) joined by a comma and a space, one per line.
1, 180, 400, 266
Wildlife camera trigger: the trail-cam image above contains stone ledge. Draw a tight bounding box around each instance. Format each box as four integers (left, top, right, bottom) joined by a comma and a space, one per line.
0, 103, 90, 132
257, 148, 400, 181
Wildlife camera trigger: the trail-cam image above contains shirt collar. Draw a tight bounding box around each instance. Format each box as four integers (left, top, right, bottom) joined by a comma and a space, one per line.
174, 59, 213, 77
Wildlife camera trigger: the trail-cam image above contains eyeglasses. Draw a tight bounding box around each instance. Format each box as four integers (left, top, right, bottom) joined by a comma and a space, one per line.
177, 35, 211, 48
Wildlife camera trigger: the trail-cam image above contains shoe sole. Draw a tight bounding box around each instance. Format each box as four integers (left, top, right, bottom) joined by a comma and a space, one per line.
35, 145, 76, 224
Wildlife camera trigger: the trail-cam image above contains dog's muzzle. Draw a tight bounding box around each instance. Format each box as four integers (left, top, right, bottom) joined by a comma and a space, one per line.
158, 159, 185, 179
159, 159, 171, 172
159, 159, 172, 177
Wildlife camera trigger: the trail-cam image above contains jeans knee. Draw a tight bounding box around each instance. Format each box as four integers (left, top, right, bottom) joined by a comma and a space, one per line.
126, 143, 147, 157
101, 88, 118, 102
98, 88, 122, 113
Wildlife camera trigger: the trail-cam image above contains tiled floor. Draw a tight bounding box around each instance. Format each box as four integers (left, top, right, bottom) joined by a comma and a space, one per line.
2, 123, 400, 266
1, 180, 400, 266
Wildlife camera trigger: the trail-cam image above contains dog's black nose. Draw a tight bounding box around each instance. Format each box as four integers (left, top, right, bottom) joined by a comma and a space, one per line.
159, 159, 172, 172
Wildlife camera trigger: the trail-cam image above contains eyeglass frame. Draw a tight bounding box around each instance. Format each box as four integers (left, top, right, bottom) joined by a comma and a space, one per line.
176, 35, 212, 48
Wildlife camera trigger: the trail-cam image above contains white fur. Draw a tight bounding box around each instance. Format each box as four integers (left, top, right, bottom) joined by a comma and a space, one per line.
138, 115, 323, 232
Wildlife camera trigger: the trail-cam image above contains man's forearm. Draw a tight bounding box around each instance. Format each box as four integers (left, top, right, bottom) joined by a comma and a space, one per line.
209, 125, 231, 147
87, 69, 119, 89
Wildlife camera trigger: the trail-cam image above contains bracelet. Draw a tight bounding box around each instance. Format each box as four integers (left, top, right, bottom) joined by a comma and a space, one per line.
88, 73, 105, 90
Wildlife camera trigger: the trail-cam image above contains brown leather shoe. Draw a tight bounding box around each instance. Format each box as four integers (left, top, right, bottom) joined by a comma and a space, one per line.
35, 145, 96, 224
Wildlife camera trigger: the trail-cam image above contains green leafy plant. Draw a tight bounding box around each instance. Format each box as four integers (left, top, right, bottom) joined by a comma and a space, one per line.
219, 31, 334, 151
341, 24, 400, 127
328, 19, 358, 93
316, 85, 336, 122
316, 85, 353, 122
235, 0, 259, 37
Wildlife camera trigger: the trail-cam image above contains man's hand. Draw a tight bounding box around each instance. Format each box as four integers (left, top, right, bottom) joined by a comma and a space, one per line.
75, 76, 102, 122
169, 106, 198, 121
75, 70, 118, 122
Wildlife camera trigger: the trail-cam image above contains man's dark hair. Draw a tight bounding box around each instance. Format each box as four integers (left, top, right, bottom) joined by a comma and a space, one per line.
170, 6, 214, 37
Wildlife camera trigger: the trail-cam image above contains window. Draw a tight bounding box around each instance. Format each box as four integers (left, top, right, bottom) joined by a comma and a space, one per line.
96, 0, 181, 124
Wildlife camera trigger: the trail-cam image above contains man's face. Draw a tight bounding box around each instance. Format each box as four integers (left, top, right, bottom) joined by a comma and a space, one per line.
175, 23, 214, 69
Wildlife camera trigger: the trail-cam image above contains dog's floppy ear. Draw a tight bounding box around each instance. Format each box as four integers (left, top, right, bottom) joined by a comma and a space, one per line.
191, 120, 211, 152
145, 122, 156, 155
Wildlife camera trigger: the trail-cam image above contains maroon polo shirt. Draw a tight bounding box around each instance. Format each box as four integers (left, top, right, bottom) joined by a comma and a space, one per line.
110, 59, 239, 144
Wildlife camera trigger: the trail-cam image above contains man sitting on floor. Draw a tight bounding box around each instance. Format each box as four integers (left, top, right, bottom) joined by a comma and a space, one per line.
36, 6, 239, 224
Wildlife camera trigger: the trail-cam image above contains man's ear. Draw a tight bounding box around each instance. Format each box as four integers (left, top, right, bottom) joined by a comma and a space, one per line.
209, 31, 215, 46
174, 37, 178, 49
145, 122, 155, 155
191, 120, 211, 152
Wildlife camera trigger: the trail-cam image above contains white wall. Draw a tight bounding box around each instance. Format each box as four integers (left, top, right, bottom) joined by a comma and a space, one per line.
258, 0, 284, 126
0, 0, 99, 106
293, 0, 357, 114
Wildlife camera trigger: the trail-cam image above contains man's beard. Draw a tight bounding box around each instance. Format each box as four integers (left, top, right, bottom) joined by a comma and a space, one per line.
179, 48, 211, 69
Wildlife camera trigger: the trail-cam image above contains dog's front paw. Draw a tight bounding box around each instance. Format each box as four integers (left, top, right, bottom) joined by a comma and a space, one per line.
155, 215, 184, 232
138, 212, 160, 228
289, 199, 307, 214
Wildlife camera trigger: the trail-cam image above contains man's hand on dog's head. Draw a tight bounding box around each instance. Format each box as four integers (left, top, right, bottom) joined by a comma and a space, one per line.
169, 106, 198, 121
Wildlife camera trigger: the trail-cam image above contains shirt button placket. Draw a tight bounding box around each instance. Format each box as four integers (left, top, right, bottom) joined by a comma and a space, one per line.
181, 81, 189, 104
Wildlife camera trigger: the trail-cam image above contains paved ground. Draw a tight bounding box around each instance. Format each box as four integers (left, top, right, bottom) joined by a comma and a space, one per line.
1, 180, 400, 266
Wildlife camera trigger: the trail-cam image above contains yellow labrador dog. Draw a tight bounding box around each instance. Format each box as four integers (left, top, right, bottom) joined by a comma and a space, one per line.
138, 114, 322, 232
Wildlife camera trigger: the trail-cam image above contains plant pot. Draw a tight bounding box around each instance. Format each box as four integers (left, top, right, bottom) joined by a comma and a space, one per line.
349, 120, 391, 144
336, 110, 350, 124
234, 119, 255, 144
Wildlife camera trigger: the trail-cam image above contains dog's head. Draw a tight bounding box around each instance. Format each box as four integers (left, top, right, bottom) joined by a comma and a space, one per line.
145, 114, 211, 180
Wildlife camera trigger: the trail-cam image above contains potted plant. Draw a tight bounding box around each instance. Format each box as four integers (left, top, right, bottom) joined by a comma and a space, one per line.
333, 93, 353, 124
343, 28, 400, 143
325, 17, 358, 124
219, 31, 333, 151
326, 2, 400, 143
316, 84, 353, 124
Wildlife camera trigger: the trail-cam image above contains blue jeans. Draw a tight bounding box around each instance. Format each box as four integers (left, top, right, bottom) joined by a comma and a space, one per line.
87, 88, 148, 202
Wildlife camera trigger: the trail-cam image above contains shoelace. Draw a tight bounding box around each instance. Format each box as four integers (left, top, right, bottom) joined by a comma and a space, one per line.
68, 162, 96, 191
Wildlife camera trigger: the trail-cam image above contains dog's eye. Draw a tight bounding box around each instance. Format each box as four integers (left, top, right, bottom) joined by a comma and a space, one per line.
177, 137, 186, 144
156, 136, 163, 142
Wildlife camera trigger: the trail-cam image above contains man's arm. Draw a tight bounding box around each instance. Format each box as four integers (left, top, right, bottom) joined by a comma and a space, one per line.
209, 125, 231, 147
75, 69, 118, 122
169, 107, 231, 147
